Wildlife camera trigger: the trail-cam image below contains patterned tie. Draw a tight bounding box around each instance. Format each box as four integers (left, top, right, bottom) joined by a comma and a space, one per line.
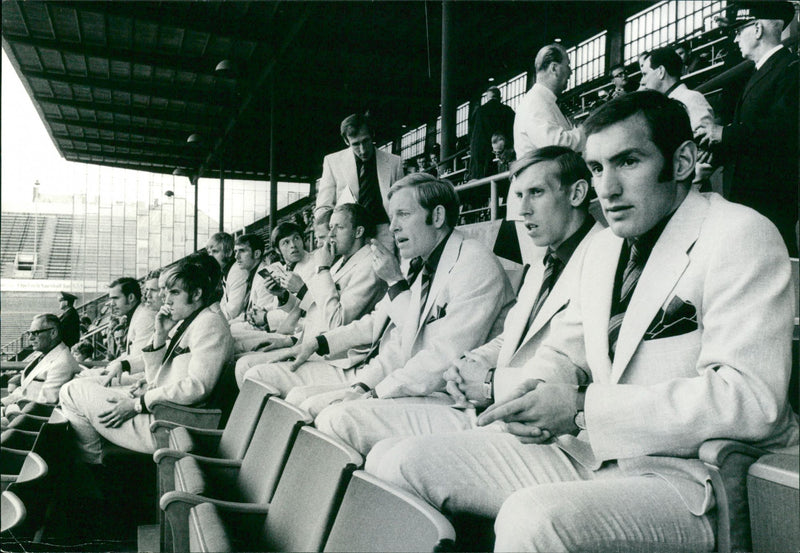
516, 251, 561, 351
607, 241, 644, 361
418, 264, 433, 323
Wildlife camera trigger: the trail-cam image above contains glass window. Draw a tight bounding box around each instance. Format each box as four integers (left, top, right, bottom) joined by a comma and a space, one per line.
566, 31, 607, 91
378, 142, 393, 153
400, 124, 427, 159
456, 102, 469, 138
497, 72, 528, 112
624, 1, 725, 64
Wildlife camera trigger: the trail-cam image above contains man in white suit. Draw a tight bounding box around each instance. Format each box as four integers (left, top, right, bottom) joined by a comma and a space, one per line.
2, 314, 80, 415
61, 258, 233, 463
235, 203, 386, 385
316, 113, 404, 251
250, 173, 514, 415
315, 146, 602, 455
370, 91, 798, 551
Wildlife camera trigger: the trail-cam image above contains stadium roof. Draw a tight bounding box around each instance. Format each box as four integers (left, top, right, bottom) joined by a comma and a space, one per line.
2, 1, 650, 182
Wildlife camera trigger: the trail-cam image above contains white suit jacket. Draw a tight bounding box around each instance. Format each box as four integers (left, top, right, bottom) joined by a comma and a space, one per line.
220, 263, 250, 321
669, 83, 715, 132
141, 306, 234, 409
10, 342, 80, 405
516, 191, 799, 515
469, 221, 603, 402
282, 244, 386, 342
513, 83, 585, 159
324, 230, 515, 398
122, 303, 156, 376
315, 148, 404, 218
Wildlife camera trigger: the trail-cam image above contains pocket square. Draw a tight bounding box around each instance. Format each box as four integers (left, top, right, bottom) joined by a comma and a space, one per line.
425, 304, 447, 325
644, 296, 698, 340
173, 345, 191, 356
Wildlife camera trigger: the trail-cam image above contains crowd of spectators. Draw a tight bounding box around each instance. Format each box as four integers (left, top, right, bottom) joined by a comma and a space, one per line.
3, 2, 797, 551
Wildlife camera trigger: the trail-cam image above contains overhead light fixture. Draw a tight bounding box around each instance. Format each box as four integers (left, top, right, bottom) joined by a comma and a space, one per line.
488, 77, 495, 82
554, 37, 562, 43
215, 59, 234, 74
172, 167, 191, 177
187, 133, 203, 144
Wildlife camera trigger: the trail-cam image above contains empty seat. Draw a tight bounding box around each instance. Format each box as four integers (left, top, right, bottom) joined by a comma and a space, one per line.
1, 450, 48, 491
324, 471, 456, 552
1, 490, 26, 534
188, 502, 232, 553
163, 426, 363, 552
159, 397, 313, 552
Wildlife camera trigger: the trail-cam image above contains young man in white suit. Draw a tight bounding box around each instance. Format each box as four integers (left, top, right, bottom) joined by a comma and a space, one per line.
315, 113, 404, 251
250, 173, 514, 415
370, 91, 798, 552
315, 146, 602, 455
1, 314, 80, 419
235, 203, 386, 385
60, 258, 233, 463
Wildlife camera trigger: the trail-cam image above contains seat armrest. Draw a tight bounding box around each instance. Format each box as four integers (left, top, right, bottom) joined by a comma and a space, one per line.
699, 439, 768, 467
153, 448, 243, 468
151, 402, 222, 429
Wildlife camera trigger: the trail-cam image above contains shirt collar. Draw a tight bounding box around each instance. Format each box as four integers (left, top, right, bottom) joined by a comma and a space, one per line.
532, 82, 557, 103
663, 81, 682, 97
547, 216, 595, 267
627, 208, 676, 257
755, 45, 783, 70
422, 229, 452, 274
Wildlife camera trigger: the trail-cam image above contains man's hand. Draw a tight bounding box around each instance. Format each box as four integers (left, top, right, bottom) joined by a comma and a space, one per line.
261, 271, 284, 296
154, 305, 178, 348
370, 239, 404, 284
695, 123, 723, 150
99, 360, 123, 387
268, 340, 317, 369
315, 238, 336, 268
477, 380, 578, 440
279, 272, 306, 294
255, 335, 294, 352
443, 351, 494, 407
127, 378, 147, 398
98, 396, 138, 428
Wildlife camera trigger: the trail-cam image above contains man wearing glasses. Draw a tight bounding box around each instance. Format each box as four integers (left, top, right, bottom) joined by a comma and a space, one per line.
2, 314, 80, 421
696, 1, 798, 256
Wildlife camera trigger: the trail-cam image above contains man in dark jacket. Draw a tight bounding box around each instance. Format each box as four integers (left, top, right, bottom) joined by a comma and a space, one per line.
469, 86, 516, 180
58, 291, 81, 348
697, 1, 798, 255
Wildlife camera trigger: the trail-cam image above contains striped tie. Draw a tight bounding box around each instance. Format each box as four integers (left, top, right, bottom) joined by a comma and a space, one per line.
607, 242, 644, 361
516, 252, 561, 351
418, 265, 432, 323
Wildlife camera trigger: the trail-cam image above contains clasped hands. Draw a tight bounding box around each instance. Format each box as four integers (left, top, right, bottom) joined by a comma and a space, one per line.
445, 352, 579, 444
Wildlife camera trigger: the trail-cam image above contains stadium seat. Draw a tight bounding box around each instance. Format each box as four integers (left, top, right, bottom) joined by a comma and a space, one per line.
162, 426, 362, 552
159, 397, 313, 552
747, 449, 799, 553
188, 502, 232, 552
323, 471, 456, 552
1, 450, 48, 491
1, 490, 26, 534
0, 428, 38, 451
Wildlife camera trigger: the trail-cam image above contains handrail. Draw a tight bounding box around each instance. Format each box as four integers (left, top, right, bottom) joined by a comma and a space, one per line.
456, 170, 511, 222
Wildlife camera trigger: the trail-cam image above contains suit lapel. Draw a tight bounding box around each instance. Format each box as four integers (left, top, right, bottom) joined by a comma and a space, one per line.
21, 351, 47, 387
343, 150, 359, 202
610, 192, 707, 381
332, 244, 369, 282
408, 232, 462, 352
584, 230, 622, 381
740, 49, 785, 105
375, 150, 392, 203
500, 263, 545, 366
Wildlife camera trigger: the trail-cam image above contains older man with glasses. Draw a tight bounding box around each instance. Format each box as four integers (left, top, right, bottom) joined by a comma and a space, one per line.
2, 314, 80, 423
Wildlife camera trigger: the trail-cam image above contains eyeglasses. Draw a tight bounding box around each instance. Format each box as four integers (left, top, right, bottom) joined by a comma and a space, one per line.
25, 328, 55, 337
612, 72, 627, 79
734, 20, 758, 36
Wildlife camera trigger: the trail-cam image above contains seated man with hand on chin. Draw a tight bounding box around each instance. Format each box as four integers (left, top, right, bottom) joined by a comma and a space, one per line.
60, 258, 233, 465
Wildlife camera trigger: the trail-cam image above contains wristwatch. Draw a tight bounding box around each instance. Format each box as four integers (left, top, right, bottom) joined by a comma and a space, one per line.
574, 385, 587, 430
316, 265, 331, 274
483, 368, 496, 400
133, 398, 143, 414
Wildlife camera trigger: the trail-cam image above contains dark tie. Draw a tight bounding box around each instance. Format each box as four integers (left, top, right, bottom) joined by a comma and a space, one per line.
418, 265, 433, 323
607, 242, 644, 361
516, 252, 561, 351
357, 161, 368, 203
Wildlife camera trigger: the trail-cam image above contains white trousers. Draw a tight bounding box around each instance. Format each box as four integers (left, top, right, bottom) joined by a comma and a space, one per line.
59, 378, 156, 464
242, 359, 353, 398
368, 430, 715, 552
315, 395, 478, 455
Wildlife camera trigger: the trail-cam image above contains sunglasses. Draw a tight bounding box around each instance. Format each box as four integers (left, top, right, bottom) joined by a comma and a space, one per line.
26, 327, 55, 337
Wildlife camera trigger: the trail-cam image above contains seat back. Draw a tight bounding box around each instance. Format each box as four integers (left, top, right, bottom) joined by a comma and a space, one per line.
235, 397, 312, 504
188, 502, 232, 553
263, 427, 363, 552
216, 379, 276, 459
204, 359, 239, 427
324, 471, 456, 552
1, 490, 26, 534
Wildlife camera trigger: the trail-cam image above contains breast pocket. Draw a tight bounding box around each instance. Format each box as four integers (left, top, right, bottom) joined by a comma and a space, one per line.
626, 329, 703, 384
